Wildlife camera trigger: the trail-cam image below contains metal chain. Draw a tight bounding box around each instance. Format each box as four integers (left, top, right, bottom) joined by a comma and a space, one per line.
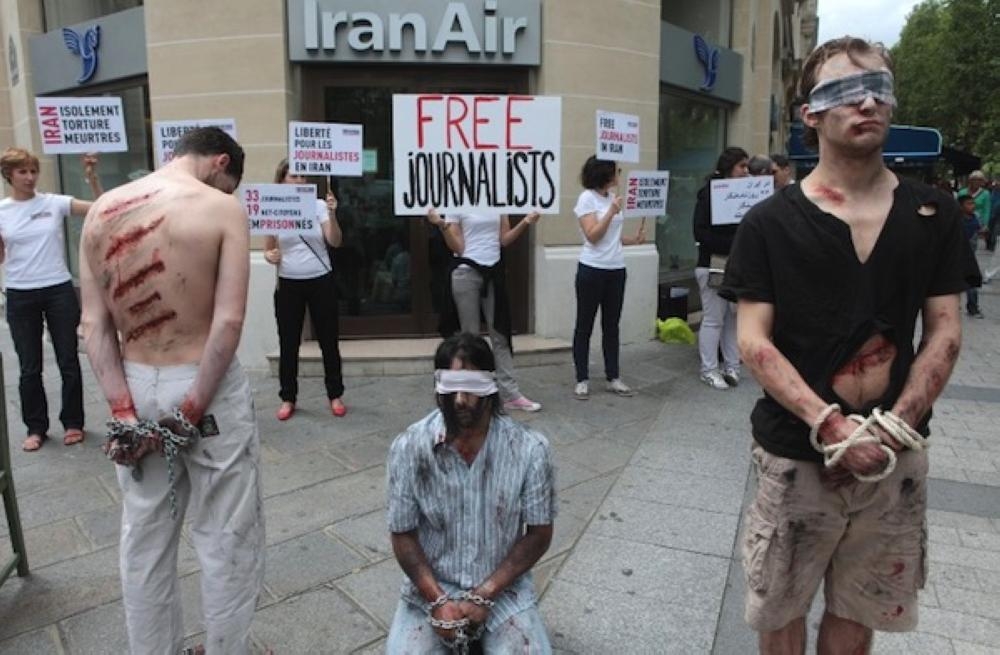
426, 589, 491, 653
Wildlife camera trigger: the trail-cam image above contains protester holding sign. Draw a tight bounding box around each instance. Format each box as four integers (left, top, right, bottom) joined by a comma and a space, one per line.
0, 148, 102, 451
693, 147, 749, 391
263, 159, 346, 420
426, 208, 543, 413
571, 156, 646, 400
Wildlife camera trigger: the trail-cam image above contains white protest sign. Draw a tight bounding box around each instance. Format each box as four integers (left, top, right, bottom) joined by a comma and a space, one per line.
288, 122, 363, 177
623, 170, 670, 218
710, 176, 774, 225
241, 184, 318, 235
392, 94, 562, 215
153, 119, 237, 168
596, 110, 640, 163
35, 96, 128, 154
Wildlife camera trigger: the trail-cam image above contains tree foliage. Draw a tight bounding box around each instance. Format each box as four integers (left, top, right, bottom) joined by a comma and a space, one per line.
891, 0, 1000, 172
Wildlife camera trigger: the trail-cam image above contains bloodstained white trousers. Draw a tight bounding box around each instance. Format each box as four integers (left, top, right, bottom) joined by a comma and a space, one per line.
117, 360, 265, 655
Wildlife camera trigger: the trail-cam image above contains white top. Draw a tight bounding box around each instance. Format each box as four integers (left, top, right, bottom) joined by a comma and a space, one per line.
0, 193, 74, 290
277, 199, 332, 279
574, 189, 625, 269
445, 212, 501, 266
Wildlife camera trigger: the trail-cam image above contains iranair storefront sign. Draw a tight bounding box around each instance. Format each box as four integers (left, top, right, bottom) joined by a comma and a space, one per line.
287, 0, 541, 65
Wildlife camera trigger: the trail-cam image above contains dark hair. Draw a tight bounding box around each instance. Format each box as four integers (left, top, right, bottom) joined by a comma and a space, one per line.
580, 156, 617, 190
747, 155, 773, 176
273, 158, 290, 184
434, 333, 501, 435
770, 154, 790, 168
799, 37, 894, 149
173, 127, 245, 185
957, 194, 973, 204
711, 147, 749, 180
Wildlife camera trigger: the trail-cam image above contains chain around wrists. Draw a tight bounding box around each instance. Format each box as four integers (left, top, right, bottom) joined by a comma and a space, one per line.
426, 593, 449, 613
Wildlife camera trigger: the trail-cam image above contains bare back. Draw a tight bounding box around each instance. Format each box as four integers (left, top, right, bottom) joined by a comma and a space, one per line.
82, 169, 247, 365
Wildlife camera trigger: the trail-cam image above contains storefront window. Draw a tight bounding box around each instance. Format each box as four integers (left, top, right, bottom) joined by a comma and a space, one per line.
43, 0, 142, 29
59, 84, 152, 280
656, 89, 727, 280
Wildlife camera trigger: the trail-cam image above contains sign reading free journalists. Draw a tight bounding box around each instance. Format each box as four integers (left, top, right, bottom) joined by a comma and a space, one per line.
287, 0, 541, 65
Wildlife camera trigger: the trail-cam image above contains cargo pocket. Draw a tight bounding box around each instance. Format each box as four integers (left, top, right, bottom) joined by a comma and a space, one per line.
743, 507, 777, 593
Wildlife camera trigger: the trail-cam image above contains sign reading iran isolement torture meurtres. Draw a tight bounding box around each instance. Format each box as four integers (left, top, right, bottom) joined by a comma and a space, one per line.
392, 94, 561, 215
34, 96, 128, 154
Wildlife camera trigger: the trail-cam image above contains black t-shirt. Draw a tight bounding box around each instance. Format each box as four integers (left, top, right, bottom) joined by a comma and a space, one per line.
692, 184, 739, 268
721, 176, 976, 462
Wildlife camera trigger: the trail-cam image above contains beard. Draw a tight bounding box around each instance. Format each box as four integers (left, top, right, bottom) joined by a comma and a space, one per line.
439, 392, 496, 436
454, 398, 488, 429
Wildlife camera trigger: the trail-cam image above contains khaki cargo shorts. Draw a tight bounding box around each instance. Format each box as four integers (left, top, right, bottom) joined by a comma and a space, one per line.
742, 442, 928, 633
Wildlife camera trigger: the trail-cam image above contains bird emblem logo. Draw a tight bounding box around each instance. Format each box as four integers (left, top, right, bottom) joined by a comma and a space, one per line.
63, 25, 101, 84
693, 34, 719, 91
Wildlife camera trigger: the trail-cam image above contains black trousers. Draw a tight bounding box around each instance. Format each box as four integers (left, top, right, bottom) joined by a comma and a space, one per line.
5, 280, 84, 436
572, 263, 627, 383
274, 273, 344, 402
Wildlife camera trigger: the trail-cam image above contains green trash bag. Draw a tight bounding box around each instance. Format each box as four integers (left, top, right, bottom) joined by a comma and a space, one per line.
656, 317, 695, 345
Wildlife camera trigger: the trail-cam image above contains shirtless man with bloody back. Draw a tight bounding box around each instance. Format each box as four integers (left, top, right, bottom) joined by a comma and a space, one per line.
80, 127, 264, 655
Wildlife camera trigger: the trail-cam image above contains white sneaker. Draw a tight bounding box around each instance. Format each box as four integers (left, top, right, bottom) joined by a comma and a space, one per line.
606, 378, 634, 396
722, 367, 740, 387
574, 381, 589, 400
700, 370, 729, 390
504, 396, 542, 412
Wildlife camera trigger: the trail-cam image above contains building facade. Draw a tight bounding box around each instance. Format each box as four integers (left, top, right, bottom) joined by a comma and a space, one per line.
1, 0, 818, 368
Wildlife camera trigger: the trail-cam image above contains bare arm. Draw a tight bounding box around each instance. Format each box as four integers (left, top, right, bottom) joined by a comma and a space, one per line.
500, 212, 539, 248
79, 215, 137, 422
0, 236, 5, 265
474, 524, 552, 600
322, 192, 343, 248
737, 299, 890, 477
622, 218, 647, 246
69, 155, 104, 216
427, 208, 465, 255
263, 235, 280, 265
391, 530, 447, 602
179, 197, 250, 423
579, 194, 622, 244
891, 294, 962, 427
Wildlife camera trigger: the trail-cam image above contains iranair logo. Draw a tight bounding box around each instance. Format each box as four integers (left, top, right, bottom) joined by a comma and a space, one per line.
62, 25, 100, 84
693, 34, 719, 91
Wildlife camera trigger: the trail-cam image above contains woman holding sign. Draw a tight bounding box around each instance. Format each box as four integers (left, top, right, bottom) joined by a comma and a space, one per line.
426, 208, 543, 412
692, 146, 749, 391
0, 148, 102, 451
571, 156, 646, 400
264, 159, 346, 420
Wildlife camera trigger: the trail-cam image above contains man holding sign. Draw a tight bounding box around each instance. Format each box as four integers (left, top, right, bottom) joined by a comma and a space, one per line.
80, 127, 264, 654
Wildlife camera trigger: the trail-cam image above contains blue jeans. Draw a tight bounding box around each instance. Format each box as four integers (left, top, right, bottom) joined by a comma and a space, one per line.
386, 599, 552, 654
5, 281, 84, 436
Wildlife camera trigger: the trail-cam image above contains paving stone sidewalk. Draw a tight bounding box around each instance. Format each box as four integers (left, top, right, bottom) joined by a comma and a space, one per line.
1, 253, 999, 653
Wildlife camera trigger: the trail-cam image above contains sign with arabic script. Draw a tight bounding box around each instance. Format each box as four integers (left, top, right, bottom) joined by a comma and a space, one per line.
709, 176, 773, 225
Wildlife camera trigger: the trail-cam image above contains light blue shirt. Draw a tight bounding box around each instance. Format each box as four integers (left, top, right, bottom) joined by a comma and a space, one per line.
387, 410, 556, 631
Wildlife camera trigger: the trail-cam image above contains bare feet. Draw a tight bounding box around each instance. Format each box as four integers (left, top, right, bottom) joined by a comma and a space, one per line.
22, 433, 45, 452
63, 428, 85, 446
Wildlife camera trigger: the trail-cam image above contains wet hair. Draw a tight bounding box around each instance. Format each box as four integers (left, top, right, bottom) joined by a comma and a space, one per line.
748, 155, 774, 176
580, 156, 617, 190
0, 147, 40, 184
710, 147, 749, 180
273, 158, 291, 184
770, 154, 790, 168
434, 333, 501, 436
173, 127, 245, 186
798, 37, 894, 149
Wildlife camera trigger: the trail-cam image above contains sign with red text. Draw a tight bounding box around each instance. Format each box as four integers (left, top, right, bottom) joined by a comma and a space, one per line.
34, 96, 128, 154
288, 121, 363, 176
596, 111, 639, 163
392, 94, 561, 215
710, 176, 774, 225
153, 119, 238, 168
623, 170, 669, 218
241, 183, 318, 235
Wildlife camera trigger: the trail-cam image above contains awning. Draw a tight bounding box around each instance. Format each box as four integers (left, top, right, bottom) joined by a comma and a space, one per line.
787, 123, 942, 164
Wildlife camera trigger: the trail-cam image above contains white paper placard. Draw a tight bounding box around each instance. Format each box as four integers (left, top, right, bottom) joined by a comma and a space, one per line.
596, 110, 640, 163
153, 119, 237, 168
392, 94, 562, 215
288, 121, 363, 177
35, 96, 128, 154
710, 176, 774, 225
241, 184, 318, 235
623, 170, 670, 218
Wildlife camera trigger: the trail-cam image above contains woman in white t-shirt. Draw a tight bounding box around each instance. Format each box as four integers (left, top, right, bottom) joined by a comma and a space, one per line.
572, 156, 646, 400
426, 208, 543, 412
263, 159, 345, 420
0, 148, 102, 451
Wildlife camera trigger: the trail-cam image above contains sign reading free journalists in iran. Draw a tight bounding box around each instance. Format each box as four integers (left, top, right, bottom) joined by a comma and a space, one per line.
392, 94, 561, 215
287, 0, 541, 65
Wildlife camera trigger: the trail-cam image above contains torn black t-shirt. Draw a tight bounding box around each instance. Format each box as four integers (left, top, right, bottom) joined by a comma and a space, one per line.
721, 176, 977, 462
